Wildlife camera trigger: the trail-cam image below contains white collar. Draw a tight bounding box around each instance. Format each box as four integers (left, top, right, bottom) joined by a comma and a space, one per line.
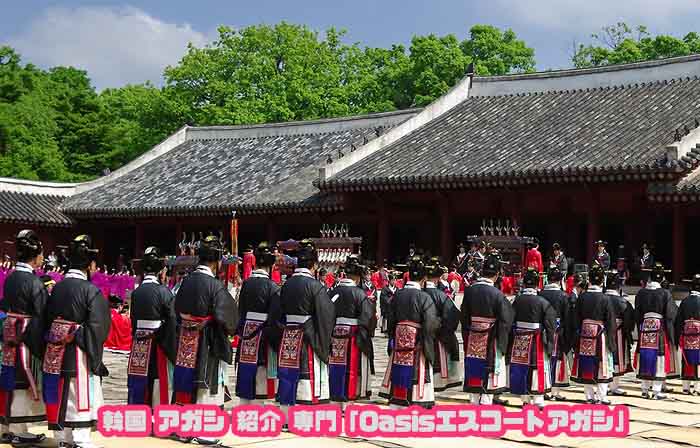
588, 285, 603, 292
544, 284, 561, 290
521, 288, 538, 296
338, 278, 356, 287
66, 269, 88, 281
425, 281, 436, 289
142, 275, 160, 285
405, 281, 422, 290
476, 277, 494, 285
251, 269, 269, 278
195, 265, 215, 278
606, 289, 620, 296
439, 279, 449, 286
646, 281, 661, 290
293, 268, 314, 278
690, 291, 700, 296
14, 262, 34, 273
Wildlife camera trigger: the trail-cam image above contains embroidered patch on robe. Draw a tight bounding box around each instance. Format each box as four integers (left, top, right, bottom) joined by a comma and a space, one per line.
579, 320, 602, 357
1, 316, 20, 367
278, 327, 304, 369
329, 325, 351, 366
127, 330, 154, 377
239, 320, 264, 365
511, 331, 534, 365
683, 320, 700, 350
640, 318, 661, 350
466, 317, 495, 360
394, 323, 419, 367
175, 322, 201, 370
43, 320, 76, 375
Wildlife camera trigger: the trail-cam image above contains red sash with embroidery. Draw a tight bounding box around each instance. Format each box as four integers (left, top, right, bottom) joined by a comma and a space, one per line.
239, 320, 264, 366
173, 315, 212, 404
464, 316, 496, 388
681, 319, 700, 376
277, 325, 305, 405
0, 313, 38, 400
329, 324, 360, 400
42, 319, 86, 424
383, 321, 424, 400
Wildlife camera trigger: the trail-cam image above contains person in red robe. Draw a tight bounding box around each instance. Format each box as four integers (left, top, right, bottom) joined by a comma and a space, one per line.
271, 245, 282, 284
242, 244, 256, 280
105, 295, 133, 351
447, 265, 464, 293
525, 239, 544, 288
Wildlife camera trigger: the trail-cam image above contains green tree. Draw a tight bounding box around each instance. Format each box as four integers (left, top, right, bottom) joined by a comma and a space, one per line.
573, 23, 700, 68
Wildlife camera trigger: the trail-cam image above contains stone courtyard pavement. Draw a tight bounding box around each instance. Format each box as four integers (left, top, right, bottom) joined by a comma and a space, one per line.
9, 330, 700, 448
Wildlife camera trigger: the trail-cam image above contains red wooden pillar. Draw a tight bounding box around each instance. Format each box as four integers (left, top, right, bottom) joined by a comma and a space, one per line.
134, 223, 144, 258
438, 192, 452, 262
585, 189, 600, 264
673, 205, 685, 283
266, 219, 277, 244
175, 221, 183, 255
376, 196, 389, 264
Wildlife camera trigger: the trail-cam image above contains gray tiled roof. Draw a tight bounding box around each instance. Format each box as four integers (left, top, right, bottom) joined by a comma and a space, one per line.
61, 110, 418, 218
0, 191, 73, 227
322, 77, 700, 190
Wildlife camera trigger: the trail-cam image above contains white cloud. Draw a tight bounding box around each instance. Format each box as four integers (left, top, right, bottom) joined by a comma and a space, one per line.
7, 5, 211, 89
495, 0, 698, 32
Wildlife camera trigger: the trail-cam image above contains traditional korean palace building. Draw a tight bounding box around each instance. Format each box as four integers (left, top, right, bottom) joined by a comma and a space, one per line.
4, 55, 700, 280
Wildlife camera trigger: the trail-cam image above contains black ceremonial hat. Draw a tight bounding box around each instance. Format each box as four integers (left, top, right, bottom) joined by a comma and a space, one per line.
548, 266, 563, 282
482, 252, 502, 276
589, 264, 605, 285
523, 267, 539, 287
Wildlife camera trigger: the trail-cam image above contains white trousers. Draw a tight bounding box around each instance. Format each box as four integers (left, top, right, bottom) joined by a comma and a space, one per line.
610, 376, 625, 392
520, 395, 545, 407
55, 428, 94, 448
584, 383, 608, 400
470, 393, 493, 405
641, 380, 663, 393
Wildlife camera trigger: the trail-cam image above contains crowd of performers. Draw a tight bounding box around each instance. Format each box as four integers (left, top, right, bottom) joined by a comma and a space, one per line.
2, 228, 700, 448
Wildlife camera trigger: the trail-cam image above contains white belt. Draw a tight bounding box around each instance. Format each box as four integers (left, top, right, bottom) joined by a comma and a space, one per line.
137, 320, 162, 330
516, 321, 541, 329
644, 312, 663, 319
246, 312, 268, 321
336, 317, 359, 326
287, 314, 311, 324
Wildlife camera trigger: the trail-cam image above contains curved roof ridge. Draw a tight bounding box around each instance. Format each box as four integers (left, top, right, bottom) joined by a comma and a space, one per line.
470, 54, 700, 97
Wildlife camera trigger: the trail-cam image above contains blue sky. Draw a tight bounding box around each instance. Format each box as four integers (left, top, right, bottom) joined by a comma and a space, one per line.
2, 0, 700, 89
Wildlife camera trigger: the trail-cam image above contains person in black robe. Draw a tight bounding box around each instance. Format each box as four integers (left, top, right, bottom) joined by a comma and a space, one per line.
605, 270, 634, 396
509, 269, 557, 409
638, 243, 654, 284
424, 264, 461, 391
539, 267, 571, 400
571, 265, 616, 404
173, 236, 238, 444
379, 273, 398, 334
328, 255, 376, 408
461, 252, 513, 405
454, 243, 469, 277
0, 230, 47, 445
380, 257, 440, 408
635, 263, 679, 399
127, 246, 177, 408
593, 241, 611, 270
277, 240, 335, 412
235, 242, 281, 404
42, 235, 110, 448
676, 274, 700, 395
